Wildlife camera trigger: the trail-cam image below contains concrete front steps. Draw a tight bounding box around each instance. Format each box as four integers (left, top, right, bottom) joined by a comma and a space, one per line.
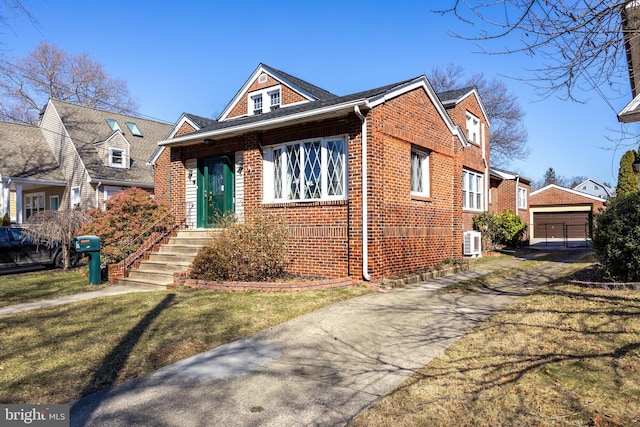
117, 229, 215, 289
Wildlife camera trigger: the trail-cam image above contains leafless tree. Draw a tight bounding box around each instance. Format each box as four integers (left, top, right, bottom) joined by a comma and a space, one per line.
436, 1, 633, 102
430, 64, 529, 167
0, 41, 139, 124
22, 209, 88, 270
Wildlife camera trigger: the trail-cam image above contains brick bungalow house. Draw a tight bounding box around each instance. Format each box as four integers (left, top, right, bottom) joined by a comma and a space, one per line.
151, 64, 490, 281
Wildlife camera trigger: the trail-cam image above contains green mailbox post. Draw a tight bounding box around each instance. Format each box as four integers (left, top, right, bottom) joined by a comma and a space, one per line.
75, 235, 101, 285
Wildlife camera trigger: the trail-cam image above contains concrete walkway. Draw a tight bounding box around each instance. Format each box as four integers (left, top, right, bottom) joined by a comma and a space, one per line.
67, 249, 590, 427
0, 285, 153, 316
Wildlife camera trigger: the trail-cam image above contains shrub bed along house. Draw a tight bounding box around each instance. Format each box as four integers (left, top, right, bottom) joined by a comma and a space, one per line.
189, 210, 290, 282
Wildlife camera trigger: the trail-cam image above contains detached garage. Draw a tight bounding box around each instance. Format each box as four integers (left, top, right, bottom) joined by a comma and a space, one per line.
529, 184, 606, 246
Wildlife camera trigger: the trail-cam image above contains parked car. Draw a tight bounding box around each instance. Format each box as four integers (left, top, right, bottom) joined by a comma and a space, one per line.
0, 226, 79, 269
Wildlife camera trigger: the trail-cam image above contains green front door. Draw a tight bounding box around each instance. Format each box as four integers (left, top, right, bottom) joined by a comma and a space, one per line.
197, 156, 234, 228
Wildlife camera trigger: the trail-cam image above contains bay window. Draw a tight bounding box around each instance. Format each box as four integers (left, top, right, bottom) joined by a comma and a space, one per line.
264, 136, 346, 202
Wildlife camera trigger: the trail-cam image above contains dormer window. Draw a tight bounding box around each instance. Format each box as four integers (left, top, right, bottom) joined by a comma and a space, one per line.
253, 95, 263, 115
270, 90, 280, 110
106, 118, 123, 133
126, 121, 143, 137
109, 148, 126, 168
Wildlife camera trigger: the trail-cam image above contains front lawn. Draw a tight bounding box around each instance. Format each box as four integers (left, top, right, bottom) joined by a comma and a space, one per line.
350, 257, 640, 426
0, 268, 101, 308
0, 286, 372, 404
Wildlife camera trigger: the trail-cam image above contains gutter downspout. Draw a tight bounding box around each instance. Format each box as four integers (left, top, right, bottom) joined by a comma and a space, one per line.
515, 176, 520, 214
482, 123, 489, 210
354, 105, 371, 281
96, 182, 102, 209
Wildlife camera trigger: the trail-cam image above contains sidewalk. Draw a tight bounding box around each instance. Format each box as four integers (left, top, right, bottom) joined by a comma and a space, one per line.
69, 249, 590, 427
0, 285, 153, 316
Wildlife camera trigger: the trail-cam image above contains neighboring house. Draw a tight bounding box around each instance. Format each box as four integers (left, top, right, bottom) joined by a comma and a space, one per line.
0, 99, 172, 223
0, 121, 67, 223
152, 63, 490, 281
572, 178, 615, 199
488, 168, 532, 240
620, 1, 640, 123
529, 184, 606, 246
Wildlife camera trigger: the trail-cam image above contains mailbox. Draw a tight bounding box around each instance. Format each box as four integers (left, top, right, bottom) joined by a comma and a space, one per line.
75, 236, 101, 252
74, 235, 101, 285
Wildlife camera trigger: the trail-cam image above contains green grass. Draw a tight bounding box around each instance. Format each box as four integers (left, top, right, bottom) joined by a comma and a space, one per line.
0, 268, 102, 307
0, 285, 372, 404
350, 257, 640, 427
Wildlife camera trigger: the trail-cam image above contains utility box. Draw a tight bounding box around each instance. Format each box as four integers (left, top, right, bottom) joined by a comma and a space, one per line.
75, 235, 101, 285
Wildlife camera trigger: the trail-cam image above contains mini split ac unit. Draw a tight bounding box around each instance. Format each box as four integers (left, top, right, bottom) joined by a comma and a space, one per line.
464, 231, 482, 257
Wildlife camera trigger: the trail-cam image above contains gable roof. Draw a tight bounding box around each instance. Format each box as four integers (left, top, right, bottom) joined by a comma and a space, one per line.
618, 92, 640, 123
0, 121, 65, 184
490, 167, 532, 184
437, 86, 490, 127
572, 178, 615, 198
184, 113, 217, 129
48, 99, 172, 186
260, 64, 336, 101
161, 74, 469, 148
530, 184, 607, 202
218, 63, 337, 121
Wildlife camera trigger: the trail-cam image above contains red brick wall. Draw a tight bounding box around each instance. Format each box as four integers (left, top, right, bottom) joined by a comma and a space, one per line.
443, 93, 490, 234
154, 121, 198, 206
368, 87, 463, 278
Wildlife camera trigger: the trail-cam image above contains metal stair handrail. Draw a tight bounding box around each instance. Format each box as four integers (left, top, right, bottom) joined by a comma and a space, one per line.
120, 205, 187, 277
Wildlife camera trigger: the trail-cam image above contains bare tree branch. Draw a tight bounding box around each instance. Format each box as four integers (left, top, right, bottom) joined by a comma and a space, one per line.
23, 209, 89, 270
435, 1, 632, 101
430, 64, 529, 167
0, 42, 139, 124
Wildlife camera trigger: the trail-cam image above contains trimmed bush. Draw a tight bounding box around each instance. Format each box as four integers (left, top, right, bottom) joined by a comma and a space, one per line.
1, 213, 9, 226
190, 209, 289, 282
473, 210, 527, 250
592, 193, 640, 282
78, 188, 173, 264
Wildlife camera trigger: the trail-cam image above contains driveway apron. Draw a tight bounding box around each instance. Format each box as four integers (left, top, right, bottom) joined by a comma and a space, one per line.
70, 250, 588, 427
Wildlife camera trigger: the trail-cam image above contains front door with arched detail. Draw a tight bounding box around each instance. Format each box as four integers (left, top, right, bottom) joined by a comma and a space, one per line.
197, 156, 234, 228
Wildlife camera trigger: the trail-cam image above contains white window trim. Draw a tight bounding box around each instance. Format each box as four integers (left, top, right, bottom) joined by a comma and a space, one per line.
248, 85, 282, 116
410, 148, 430, 198
263, 135, 348, 203
463, 169, 484, 211
518, 187, 527, 209
269, 89, 280, 110
103, 186, 127, 203
466, 111, 480, 145
24, 192, 45, 219
109, 148, 127, 168
71, 186, 81, 208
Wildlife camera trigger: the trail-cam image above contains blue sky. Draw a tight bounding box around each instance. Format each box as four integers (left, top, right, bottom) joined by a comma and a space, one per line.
2, 0, 637, 186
